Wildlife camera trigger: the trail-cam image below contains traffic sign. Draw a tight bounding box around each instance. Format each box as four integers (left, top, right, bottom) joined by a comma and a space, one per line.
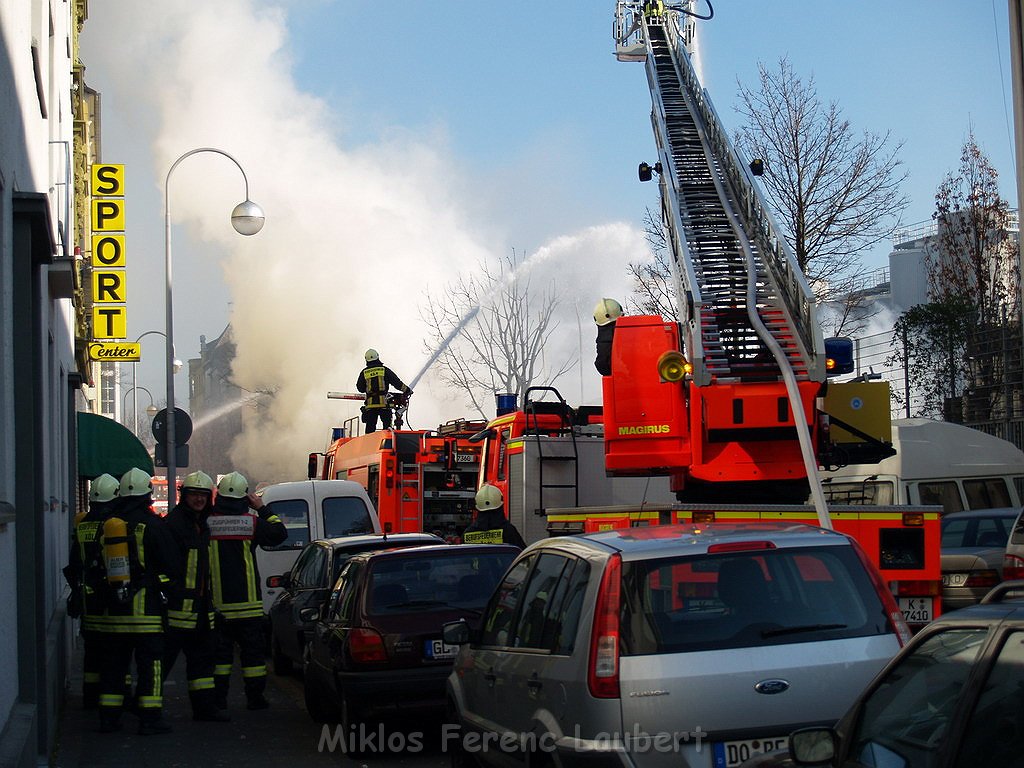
151, 407, 193, 444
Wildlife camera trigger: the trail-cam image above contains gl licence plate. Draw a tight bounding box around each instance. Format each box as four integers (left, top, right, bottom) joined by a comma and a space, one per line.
942, 573, 968, 587
425, 639, 458, 659
898, 596, 933, 623
713, 736, 789, 767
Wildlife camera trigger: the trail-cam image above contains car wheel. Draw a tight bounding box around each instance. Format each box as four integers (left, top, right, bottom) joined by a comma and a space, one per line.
447, 702, 479, 768
339, 695, 366, 757
271, 636, 293, 676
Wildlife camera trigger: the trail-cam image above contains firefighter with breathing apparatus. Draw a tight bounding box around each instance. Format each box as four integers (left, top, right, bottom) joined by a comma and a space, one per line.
356, 348, 413, 433
462, 483, 526, 549
96, 467, 176, 735
593, 297, 622, 376
208, 471, 287, 711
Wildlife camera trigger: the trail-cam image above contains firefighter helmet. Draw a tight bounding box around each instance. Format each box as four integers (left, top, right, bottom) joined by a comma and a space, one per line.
181, 470, 214, 495
593, 298, 623, 326
89, 473, 120, 503
119, 467, 153, 497
364, 348, 379, 362
475, 483, 503, 511
217, 471, 249, 499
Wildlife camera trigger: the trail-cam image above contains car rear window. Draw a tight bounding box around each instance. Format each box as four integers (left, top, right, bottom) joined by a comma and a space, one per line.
620, 546, 892, 654
367, 550, 515, 615
322, 496, 375, 538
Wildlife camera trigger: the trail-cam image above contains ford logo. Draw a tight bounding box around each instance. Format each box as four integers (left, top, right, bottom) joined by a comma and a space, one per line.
754, 679, 790, 695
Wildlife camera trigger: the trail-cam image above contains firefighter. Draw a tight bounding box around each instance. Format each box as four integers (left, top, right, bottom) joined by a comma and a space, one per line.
63, 472, 121, 709
208, 471, 287, 711
96, 467, 176, 735
593, 297, 622, 376
356, 348, 412, 433
162, 471, 229, 722
462, 484, 526, 549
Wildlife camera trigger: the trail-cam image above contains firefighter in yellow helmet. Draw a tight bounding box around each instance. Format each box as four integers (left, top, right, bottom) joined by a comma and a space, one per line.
208, 471, 286, 710
356, 348, 412, 433
593, 297, 623, 376
162, 471, 229, 721
462, 484, 526, 549
96, 467, 177, 735
62, 473, 120, 709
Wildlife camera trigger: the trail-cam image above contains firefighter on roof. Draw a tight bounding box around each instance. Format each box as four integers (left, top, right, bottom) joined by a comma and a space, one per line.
162, 471, 229, 722
208, 471, 286, 711
462, 484, 526, 549
96, 467, 177, 735
356, 348, 412, 433
63, 472, 121, 710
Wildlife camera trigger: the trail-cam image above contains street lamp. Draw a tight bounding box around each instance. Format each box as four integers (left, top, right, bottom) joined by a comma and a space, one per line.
130, 330, 181, 438
122, 386, 159, 437
164, 148, 264, 506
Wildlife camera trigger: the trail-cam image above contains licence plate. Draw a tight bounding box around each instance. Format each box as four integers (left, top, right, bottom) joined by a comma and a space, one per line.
456, 454, 476, 463
713, 736, 789, 767
942, 573, 968, 587
425, 639, 458, 659
898, 596, 933, 624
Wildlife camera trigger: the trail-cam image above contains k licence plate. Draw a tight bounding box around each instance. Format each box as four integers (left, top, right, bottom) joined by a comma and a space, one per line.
713, 736, 789, 767
942, 573, 968, 587
899, 596, 933, 624
425, 639, 458, 660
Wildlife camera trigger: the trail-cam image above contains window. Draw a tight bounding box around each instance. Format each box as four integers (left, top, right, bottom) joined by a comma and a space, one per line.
963, 478, 1012, 510
329, 562, 362, 623
954, 631, 1024, 767
917, 481, 964, 513
322, 496, 374, 538
851, 628, 987, 768
821, 480, 895, 506
297, 547, 328, 589
480, 556, 534, 647
263, 498, 310, 550
289, 546, 317, 587
511, 554, 570, 649
545, 558, 590, 655
942, 515, 1012, 549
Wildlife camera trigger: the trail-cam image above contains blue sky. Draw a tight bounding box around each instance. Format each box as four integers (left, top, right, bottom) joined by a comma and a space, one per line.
79, 1, 1017, 480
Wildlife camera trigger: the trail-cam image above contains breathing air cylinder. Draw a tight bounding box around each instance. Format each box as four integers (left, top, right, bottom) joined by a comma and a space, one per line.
102, 517, 131, 600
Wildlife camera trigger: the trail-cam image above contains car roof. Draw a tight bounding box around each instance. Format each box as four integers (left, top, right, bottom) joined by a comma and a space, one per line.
347, 543, 519, 563
565, 522, 851, 559
313, 533, 443, 551
941, 507, 1022, 521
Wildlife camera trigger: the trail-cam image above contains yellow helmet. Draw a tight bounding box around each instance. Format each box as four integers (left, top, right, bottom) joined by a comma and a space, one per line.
89, 473, 120, 503
181, 470, 214, 494
475, 483, 503, 511
593, 298, 623, 326
217, 471, 249, 499
119, 467, 153, 497
364, 348, 379, 362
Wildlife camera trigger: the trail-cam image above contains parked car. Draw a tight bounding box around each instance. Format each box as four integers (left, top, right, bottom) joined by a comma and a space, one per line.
302, 543, 518, 734
1001, 506, 1024, 580
266, 532, 444, 674
939, 507, 1018, 610
740, 581, 1024, 767
443, 523, 910, 768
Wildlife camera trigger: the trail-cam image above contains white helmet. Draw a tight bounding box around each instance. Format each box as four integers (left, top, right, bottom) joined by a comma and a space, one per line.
593, 298, 623, 326
217, 471, 249, 499
364, 348, 379, 362
475, 483, 503, 511
181, 470, 215, 494
120, 467, 154, 497
90, 473, 120, 503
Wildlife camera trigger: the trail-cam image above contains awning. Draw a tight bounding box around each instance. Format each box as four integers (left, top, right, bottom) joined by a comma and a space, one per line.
77, 412, 154, 479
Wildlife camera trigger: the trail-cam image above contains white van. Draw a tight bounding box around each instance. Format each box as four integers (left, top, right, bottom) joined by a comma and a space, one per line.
255, 479, 380, 613
821, 418, 1024, 513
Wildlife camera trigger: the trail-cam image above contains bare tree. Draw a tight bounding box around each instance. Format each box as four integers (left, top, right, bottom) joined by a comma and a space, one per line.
421, 252, 575, 419
627, 207, 677, 318
733, 58, 908, 331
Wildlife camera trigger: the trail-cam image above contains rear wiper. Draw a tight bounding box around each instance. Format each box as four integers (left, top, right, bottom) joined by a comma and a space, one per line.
382, 599, 482, 616
761, 623, 848, 638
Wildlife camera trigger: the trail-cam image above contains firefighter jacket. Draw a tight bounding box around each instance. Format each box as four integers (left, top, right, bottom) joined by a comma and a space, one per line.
96, 496, 176, 634
164, 501, 214, 630
208, 497, 287, 622
595, 321, 615, 376
463, 509, 526, 549
356, 360, 409, 410
63, 501, 118, 630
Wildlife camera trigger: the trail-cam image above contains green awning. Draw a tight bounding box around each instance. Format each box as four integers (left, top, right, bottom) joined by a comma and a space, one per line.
77, 412, 154, 479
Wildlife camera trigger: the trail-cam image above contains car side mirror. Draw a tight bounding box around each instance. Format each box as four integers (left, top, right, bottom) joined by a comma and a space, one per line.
298, 606, 320, 623
442, 619, 471, 645
789, 727, 837, 765
266, 574, 288, 588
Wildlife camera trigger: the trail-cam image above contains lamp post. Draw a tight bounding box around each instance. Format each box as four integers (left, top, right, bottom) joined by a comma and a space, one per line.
131, 330, 181, 440
122, 386, 159, 437
164, 148, 264, 506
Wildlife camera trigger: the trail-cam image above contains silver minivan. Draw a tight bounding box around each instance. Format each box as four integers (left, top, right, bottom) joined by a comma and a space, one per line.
443, 523, 909, 768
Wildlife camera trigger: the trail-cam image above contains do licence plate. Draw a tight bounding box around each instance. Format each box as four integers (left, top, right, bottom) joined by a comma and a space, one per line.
425, 639, 458, 659
898, 596, 933, 624
942, 573, 968, 587
713, 736, 789, 767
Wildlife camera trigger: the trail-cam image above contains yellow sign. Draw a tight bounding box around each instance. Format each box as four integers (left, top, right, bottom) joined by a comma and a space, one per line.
91, 199, 125, 232
92, 306, 127, 339
91, 164, 125, 197
91, 270, 126, 303
91, 234, 125, 267
87, 342, 141, 362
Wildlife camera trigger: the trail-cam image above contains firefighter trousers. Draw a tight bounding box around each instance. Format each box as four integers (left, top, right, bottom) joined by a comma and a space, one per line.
98, 632, 164, 727
164, 622, 217, 716
81, 629, 102, 709
213, 617, 267, 707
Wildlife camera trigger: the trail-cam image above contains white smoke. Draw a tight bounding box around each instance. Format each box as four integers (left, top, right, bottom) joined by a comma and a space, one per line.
82, 0, 648, 482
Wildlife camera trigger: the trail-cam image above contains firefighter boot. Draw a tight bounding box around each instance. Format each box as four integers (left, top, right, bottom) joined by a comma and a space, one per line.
192, 689, 231, 722
96, 710, 122, 734
137, 714, 173, 736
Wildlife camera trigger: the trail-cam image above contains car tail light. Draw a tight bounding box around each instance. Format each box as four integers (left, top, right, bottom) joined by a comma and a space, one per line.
964, 569, 1001, 589
588, 554, 621, 699
1004, 554, 1024, 581
707, 541, 777, 554
348, 628, 388, 663
850, 540, 912, 646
